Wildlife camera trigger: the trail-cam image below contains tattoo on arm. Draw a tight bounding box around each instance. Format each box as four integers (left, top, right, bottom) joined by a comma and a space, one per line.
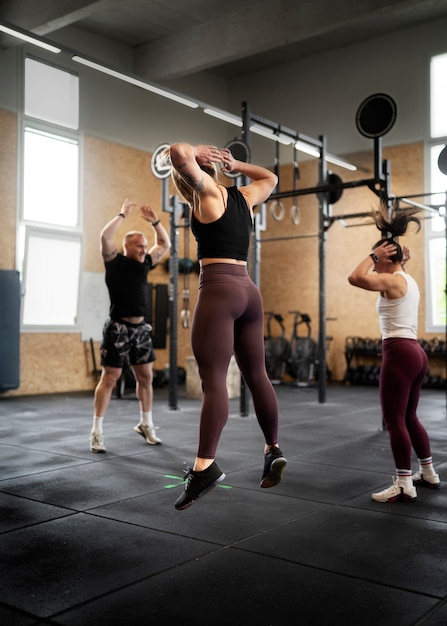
151, 246, 168, 266
177, 162, 205, 192
184, 172, 205, 191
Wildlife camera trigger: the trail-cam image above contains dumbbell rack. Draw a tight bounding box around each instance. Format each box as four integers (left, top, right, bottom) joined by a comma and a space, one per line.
344, 336, 446, 389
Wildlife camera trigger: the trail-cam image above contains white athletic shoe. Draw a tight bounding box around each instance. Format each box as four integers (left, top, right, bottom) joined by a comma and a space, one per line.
134, 423, 162, 445
90, 432, 106, 453
412, 470, 440, 489
371, 477, 417, 503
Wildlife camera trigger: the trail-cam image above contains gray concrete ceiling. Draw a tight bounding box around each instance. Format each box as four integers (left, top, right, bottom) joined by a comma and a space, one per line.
1, 0, 447, 82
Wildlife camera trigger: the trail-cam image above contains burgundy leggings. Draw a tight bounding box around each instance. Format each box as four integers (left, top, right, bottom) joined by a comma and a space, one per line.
191, 264, 279, 459
379, 338, 431, 469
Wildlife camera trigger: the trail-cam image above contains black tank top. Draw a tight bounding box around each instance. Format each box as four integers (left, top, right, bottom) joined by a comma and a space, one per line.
191, 186, 252, 261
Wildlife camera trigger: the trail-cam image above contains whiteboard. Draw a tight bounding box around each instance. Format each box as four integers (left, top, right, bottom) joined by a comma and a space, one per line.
79, 272, 110, 341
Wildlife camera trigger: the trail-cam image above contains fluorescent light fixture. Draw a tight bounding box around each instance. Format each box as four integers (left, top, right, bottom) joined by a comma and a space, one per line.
250, 124, 292, 145
0, 22, 358, 170
72, 55, 199, 109
249, 123, 275, 140
0, 23, 61, 53
203, 108, 242, 127
295, 140, 357, 171
325, 154, 357, 171
295, 140, 320, 158
249, 127, 357, 170
276, 133, 294, 146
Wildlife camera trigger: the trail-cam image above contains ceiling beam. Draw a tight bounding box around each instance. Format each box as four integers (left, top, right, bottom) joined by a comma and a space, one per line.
135, 0, 444, 80
0, 0, 118, 35
1, 0, 444, 81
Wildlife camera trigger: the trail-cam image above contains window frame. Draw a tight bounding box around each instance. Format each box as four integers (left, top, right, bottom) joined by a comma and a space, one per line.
423, 193, 446, 334
20, 122, 81, 228
21, 226, 83, 332
18, 51, 83, 333
425, 53, 447, 334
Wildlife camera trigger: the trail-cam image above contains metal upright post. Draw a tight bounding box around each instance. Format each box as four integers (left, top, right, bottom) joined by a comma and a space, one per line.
168, 194, 180, 410
318, 135, 328, 404
239, 101, 252, 416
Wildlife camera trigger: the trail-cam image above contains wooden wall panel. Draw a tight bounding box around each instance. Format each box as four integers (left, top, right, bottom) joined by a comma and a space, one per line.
3, 132, 176, 396
260, 142, 444, 382
82, 135, 174, 387
0, 110, 17, 269
0, 110, 444, 396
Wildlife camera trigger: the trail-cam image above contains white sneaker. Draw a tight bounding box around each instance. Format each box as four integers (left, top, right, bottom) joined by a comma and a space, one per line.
412, 470, 440, 489
90, 432, 106, 453
134, 423, 162, 445
371, 477, 417, 503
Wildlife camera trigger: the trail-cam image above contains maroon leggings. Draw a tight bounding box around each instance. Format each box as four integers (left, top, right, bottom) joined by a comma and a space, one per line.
379, 338, 431, 468
191, 264, 279, 459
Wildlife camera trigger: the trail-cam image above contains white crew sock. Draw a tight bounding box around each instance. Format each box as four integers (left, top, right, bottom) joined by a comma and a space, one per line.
92, 416, 104, 435
396, 469, 412, 488
140, 411, 154, 428
418, 456, 436, 476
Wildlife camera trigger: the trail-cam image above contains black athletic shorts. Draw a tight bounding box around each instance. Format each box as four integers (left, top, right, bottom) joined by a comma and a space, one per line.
100, 318, 156, 368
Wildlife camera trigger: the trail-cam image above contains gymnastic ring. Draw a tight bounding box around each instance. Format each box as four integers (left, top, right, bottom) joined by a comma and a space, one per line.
290, 205, 301, 225
181, 309, 190, 329
270, 200, 285, 221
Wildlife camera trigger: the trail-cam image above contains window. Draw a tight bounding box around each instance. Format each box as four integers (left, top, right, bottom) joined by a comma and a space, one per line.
426, 54, 447, 333
25, 57, 79, 129
20, 57, 81, 330
430, 53, 447, 138
23, 128, 79, 227
22, 229, 82, 328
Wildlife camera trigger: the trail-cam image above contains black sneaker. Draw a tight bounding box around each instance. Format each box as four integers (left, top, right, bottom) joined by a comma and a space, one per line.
260, 446, 287, 488
174, 461, 226, 510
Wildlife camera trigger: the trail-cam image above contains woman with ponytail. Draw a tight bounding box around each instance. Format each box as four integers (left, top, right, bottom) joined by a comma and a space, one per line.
348, 203, 440, 502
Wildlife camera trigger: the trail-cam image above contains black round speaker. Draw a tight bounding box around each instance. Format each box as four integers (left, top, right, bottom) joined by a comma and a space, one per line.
356, 93, 397, 138
328, 173, 343, 204
222, 139, 251, 178
438, 145, 447, 175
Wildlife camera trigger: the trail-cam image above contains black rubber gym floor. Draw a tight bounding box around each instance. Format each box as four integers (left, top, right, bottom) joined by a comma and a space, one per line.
1, 383, 446, 625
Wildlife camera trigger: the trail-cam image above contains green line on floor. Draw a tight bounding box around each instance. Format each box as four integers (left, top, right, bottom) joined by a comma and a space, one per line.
163, 474, 232, 489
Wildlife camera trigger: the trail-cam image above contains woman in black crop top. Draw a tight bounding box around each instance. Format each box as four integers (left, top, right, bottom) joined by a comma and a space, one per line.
169, 142, 287, 510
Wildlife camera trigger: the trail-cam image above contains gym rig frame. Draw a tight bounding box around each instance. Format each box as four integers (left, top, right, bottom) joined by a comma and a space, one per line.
161, 97, 446, 413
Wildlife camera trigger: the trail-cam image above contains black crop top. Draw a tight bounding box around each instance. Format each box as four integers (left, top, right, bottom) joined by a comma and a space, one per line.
191, 186, 252, 261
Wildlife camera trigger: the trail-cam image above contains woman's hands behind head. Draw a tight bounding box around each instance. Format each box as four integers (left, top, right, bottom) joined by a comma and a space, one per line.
220, 148, 236, 174
194, 145, 238, 175
372, 241, 397, 264
194, 145, 224, 168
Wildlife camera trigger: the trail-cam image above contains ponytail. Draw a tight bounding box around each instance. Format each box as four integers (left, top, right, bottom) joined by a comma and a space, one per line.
370, 201, 421, 263
370, 201, 421, 237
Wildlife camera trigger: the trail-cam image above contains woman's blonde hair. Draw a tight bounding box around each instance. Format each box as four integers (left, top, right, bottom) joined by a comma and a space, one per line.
163, 146, 218, 207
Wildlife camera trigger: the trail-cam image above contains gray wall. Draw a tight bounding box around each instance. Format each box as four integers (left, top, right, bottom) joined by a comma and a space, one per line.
228, 17, 447, 158
1, 17, 446, 165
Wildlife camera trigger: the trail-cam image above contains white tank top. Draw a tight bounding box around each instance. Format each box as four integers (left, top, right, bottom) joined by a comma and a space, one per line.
376, 271, 419, 340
